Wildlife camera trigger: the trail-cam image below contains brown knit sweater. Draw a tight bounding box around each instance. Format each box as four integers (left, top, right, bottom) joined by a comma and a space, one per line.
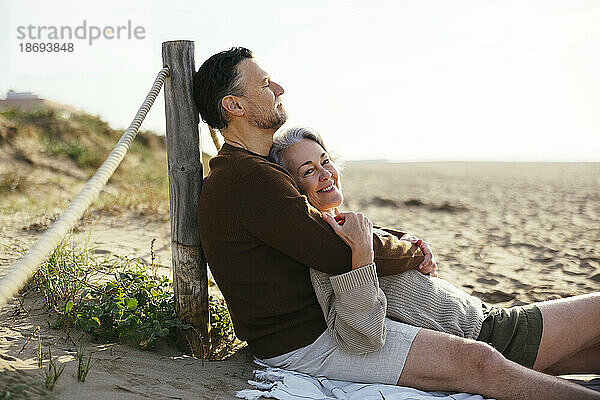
198, 143, 423, 358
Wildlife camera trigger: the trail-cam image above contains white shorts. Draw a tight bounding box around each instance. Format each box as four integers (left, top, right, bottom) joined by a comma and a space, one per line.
259, 318, 421, 385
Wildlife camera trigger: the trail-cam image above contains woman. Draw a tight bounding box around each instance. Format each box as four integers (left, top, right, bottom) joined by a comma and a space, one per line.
266, 126, 600, 374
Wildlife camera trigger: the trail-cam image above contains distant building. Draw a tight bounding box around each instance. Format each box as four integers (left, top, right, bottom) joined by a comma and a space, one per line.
0, 90, 80, 115
4, 90, 40, 100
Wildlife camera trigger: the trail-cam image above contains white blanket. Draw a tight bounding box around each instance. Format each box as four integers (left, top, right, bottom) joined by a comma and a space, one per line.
237, 362, 491, 400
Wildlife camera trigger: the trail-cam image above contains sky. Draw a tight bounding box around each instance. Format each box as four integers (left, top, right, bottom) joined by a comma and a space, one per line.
1, 0, 599, 161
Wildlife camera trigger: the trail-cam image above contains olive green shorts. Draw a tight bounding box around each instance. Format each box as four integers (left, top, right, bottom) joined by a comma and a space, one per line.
476, 304, 543, 369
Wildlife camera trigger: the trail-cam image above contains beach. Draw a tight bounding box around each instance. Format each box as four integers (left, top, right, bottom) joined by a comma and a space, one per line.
343, 161, 600, 306
1, 160, 599, 398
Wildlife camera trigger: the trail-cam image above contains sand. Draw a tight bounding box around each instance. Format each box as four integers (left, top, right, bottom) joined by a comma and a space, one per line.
1, 161, 599, 398
343, 162, 600, 305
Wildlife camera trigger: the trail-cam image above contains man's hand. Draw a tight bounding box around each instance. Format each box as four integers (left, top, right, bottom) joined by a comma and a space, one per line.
402, 235, 438, 277
322, 212, 374, 270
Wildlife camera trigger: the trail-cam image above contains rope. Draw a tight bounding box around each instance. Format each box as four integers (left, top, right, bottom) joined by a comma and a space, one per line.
0, 67, 170, 307
208, 126, 221, 151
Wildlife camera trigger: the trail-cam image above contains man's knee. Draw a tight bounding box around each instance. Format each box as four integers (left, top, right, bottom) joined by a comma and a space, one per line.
400, 335, 507, 390
466, 341, 507, 379
436, 340, 506, 384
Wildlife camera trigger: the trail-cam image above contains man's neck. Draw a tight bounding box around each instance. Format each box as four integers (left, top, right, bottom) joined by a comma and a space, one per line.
221, 123, 275, 156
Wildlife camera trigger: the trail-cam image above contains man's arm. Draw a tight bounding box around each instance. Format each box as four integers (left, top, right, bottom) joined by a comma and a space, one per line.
372, 228, 425, 276
240, 162, 426, 276
240, 164, 352, 275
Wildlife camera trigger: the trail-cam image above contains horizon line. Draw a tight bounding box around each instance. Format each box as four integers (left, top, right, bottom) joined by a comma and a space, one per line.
346, 159, 600, 163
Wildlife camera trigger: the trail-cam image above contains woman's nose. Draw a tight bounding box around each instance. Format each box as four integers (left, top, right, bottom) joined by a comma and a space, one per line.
319, 169, 332, 181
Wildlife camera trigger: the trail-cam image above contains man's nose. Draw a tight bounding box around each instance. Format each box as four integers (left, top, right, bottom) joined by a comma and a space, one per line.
271, 81, 284, 97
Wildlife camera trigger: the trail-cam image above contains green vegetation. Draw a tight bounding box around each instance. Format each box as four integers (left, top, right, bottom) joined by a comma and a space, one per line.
37, 331, 43, 368
0, 106, 171, 219
208, 294, 237, 360
0, 105, 216, 218
76, 345, 93, 382
61, 261, 187, 350
2, 107, 114, 170
31, 238, 188, 350
41, 137, 103, 169
0, 170, 28, 193
28, 237, 237, 358
43, 347, 65, 390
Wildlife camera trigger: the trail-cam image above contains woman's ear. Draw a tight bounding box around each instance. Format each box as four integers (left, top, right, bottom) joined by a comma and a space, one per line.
221, 95, 244, 118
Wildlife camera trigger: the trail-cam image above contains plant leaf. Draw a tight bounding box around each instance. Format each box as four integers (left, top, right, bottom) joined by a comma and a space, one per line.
126, 297, 138, 311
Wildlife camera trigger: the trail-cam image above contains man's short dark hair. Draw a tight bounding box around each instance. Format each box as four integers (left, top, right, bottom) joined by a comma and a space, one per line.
193, 47, 253, 130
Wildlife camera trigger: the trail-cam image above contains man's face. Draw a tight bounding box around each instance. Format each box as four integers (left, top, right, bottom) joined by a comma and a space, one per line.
237, 59, 287, 130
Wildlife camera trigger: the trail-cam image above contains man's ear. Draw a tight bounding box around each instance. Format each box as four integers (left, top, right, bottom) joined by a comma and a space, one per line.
221, 95, 244, 118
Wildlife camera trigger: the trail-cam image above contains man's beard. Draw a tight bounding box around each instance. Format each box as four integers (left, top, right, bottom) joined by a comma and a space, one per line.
246, 99, 288, 130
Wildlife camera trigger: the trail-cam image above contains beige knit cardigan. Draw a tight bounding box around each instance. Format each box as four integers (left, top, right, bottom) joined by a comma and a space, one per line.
310, 264, 485, 355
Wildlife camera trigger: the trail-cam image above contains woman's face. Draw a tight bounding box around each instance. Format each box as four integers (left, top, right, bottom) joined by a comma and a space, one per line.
283, 139, 343, 212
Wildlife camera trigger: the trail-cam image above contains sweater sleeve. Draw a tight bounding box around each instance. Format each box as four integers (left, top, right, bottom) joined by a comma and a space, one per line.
310, 265, 387, 355
238, 163, 424, 276
373, 228, 426, 277
240, 164, 352, 275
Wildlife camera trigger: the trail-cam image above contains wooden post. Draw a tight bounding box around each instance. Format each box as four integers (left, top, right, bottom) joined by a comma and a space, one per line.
162, 40, 209, 358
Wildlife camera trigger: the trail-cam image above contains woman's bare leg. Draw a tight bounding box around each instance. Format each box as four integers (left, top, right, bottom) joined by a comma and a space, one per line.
533, 293, 600, 371
397, 328, 600, 400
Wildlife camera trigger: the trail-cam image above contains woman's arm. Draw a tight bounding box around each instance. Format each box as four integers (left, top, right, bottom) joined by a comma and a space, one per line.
310, 265, 387, 355
321, 211, 374, 269
315, 212, 387, 354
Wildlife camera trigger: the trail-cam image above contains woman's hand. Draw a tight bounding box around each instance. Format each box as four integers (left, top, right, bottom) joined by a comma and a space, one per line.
322, 211, 374, 270
402, 235, 438, 277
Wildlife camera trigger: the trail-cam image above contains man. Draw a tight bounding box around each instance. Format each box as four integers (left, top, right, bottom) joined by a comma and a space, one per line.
193, 47, 600, 399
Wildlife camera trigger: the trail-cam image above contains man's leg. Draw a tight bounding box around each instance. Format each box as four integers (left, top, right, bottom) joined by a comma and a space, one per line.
397, 329, 600, 400
544, 344, 600, 375
533, 293, 600, 372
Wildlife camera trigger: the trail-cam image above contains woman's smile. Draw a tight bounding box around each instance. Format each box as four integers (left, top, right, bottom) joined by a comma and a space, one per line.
317, 183, 336, 193
283, 139, 344, 212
